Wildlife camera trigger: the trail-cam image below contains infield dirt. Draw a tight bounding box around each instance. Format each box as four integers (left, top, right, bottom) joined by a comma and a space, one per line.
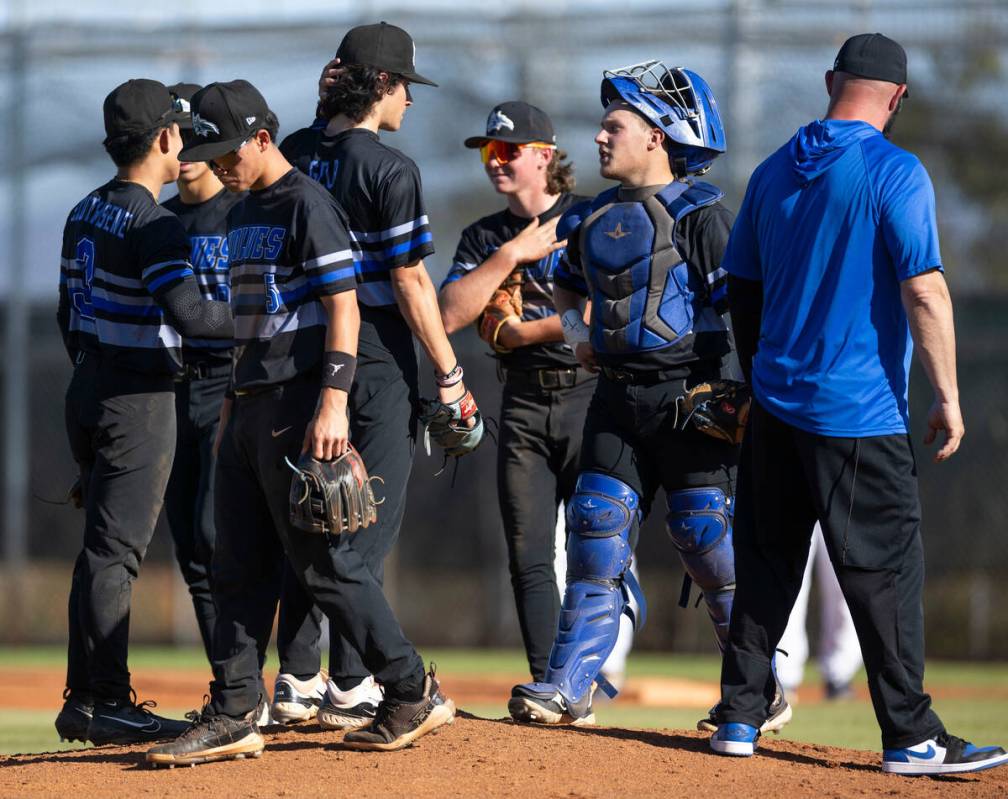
4, 710, 1008, 798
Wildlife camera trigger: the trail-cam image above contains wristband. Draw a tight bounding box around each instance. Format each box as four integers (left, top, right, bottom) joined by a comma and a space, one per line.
322, 350, 357, 392
561, 309, 590, 348
435, 363, 464, 388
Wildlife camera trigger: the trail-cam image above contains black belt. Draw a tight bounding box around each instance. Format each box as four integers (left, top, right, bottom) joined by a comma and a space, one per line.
505, 367, 586, 391
600, 365, 687, 385
174, 362, 232, 382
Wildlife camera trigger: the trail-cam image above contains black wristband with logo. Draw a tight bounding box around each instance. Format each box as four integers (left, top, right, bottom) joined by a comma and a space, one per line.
322, 350, 357, 392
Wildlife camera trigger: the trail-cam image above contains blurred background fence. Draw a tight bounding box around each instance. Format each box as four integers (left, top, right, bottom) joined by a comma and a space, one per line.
1, 0, 1006, 657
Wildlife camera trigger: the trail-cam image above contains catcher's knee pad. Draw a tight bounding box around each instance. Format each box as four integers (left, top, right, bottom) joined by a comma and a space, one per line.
666, 487, 735, 650
543, 473, 647, 706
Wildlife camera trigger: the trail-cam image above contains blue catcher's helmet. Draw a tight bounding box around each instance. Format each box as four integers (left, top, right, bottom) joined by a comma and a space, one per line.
601, 60, 726, 175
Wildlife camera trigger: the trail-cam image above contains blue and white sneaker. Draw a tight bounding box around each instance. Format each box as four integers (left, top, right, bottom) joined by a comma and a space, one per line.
710, 723, 760, 756
882, 733, 1008, 775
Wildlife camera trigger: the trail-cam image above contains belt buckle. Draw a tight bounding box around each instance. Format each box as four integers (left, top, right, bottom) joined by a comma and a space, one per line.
537, 369, 558, 390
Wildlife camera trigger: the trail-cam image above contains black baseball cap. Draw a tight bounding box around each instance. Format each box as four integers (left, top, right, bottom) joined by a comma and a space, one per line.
103, 79, 188, 144
833, 33, 909, 96
178, 80, 272, 162
464, 101, 556, 148
167, 83, 202, 130
336, 21, 437, 87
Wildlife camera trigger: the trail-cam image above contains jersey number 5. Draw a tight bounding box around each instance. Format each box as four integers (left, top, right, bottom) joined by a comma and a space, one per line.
264, 273, 282, 314
72, 237, 96, 321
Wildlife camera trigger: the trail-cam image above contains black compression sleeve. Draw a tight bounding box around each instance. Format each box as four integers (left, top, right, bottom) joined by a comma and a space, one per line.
157, 279, 234, 340
727, 274, 763, 386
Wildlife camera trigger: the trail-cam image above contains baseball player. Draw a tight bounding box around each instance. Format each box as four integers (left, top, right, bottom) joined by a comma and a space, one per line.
55, 79, 233, 746
160, 83, 244, 663
146, 79, 454, 767
438, 101, 617, 686
776, 523, 863, 700
275, 22, 481, 737
509, 61, 790, 732
163, 84, 326, 727
710, 33, 1008, 774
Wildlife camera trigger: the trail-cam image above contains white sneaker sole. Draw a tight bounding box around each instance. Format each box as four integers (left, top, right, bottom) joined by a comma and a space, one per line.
270, 702, 319, 725
882, 751, 1008, 775
318, 709, 375, 731
342, 699, 456, 752
146, 731, 266, 767
507, 697, 595, 727
710, 737, 756, 757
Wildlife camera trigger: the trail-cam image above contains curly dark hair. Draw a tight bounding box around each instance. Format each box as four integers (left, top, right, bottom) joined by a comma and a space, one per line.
318, 63, 404, 123
545, 148, 575, 194
104, 127, 162, 167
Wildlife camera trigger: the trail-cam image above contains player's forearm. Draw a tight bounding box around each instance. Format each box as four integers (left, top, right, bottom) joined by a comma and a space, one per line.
727, 274, 763, 386
392, 262, 458, 375
498, 316, 564, 349
320, 291, 360, 408
439, 247, 521, 334
553, 285, 587, 317
157, 278, 234, 339
901, 271, 959, 403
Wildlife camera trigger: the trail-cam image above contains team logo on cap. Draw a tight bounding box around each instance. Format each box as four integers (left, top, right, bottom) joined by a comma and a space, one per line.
245, 116, 257, 125
192, 113, 220, 137
487, 110, 515, 135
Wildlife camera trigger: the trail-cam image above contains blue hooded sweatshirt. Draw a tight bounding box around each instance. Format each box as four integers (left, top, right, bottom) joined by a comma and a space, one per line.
722, 119, 942, 437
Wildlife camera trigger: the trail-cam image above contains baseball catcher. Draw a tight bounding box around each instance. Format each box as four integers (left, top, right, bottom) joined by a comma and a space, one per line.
286, 447, 383, 535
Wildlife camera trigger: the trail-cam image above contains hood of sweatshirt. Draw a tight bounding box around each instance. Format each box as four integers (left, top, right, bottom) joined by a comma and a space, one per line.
790, 119, 880, 186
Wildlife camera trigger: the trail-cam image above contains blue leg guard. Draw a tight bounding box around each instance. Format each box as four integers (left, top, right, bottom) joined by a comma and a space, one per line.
667, 487, 735, 651
539, 473, 646, 710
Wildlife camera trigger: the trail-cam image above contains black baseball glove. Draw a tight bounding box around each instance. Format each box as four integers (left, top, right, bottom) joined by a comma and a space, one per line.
286, 446, 383, 535
419, 389, 484, 460
679, 380, 752, 445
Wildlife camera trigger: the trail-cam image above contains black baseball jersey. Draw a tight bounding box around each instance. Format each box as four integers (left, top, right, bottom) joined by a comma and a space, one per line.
227, 168, 356, 391
58, 179, 197, 375
280, 127, 434, 310
163, 188, 245, 365
443, 193, 588, 371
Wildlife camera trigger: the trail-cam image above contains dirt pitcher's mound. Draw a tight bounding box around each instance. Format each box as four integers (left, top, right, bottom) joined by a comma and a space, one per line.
3, 713, 1006, 798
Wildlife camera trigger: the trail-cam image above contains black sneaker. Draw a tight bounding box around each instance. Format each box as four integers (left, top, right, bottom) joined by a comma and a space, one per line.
508, 682, 596, 726
342, 667, 455, 752
87, 692, 191, 746
146, 705, 264, 768
55, 689, 93, 743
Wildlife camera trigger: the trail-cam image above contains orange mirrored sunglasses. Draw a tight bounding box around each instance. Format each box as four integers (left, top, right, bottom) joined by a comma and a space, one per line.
479, 140, 555, 165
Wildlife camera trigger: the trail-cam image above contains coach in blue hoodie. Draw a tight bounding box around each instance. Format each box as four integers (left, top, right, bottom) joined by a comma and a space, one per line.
708, 34, 1007, 775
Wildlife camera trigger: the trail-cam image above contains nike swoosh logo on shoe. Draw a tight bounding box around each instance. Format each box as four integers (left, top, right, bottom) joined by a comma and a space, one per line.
906, 744, 937, 759
97, 714, 162, 732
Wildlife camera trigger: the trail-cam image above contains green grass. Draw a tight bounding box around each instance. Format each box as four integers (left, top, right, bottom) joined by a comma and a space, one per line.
3, 646, 1006, 756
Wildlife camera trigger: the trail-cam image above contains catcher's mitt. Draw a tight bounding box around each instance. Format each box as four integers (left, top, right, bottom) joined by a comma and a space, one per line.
419, 390, 484, 460
678, 380, 752, 445
476, 269, 523, 354
285, 446, 383, 535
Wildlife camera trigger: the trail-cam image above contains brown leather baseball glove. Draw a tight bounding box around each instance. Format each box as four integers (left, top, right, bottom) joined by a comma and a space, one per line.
476, 268, 523, 354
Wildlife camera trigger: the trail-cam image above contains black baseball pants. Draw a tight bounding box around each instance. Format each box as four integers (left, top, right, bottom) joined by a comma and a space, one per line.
718, 400, 946, 749
210, 367, 424, 718
498, 372, 594, 682
276, 308, 420, 689
63, 354, 176, 702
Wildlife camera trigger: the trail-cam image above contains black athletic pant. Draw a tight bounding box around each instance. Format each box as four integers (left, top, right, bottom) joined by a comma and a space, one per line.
210, 367, 424, 717
164, 368, 228, 662
64, 354, 176, 702
579, 374, 738, 540
276, 308, 419, 689
498, 371, 594, 682
719, 401, 946, 749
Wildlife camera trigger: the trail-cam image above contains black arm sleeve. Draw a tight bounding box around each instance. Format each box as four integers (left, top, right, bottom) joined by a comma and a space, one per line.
157, 279, 235, 340
727, 274, 763, 386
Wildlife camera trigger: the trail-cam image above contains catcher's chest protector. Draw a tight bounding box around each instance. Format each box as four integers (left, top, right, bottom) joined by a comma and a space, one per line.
578, 181, 724, 355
